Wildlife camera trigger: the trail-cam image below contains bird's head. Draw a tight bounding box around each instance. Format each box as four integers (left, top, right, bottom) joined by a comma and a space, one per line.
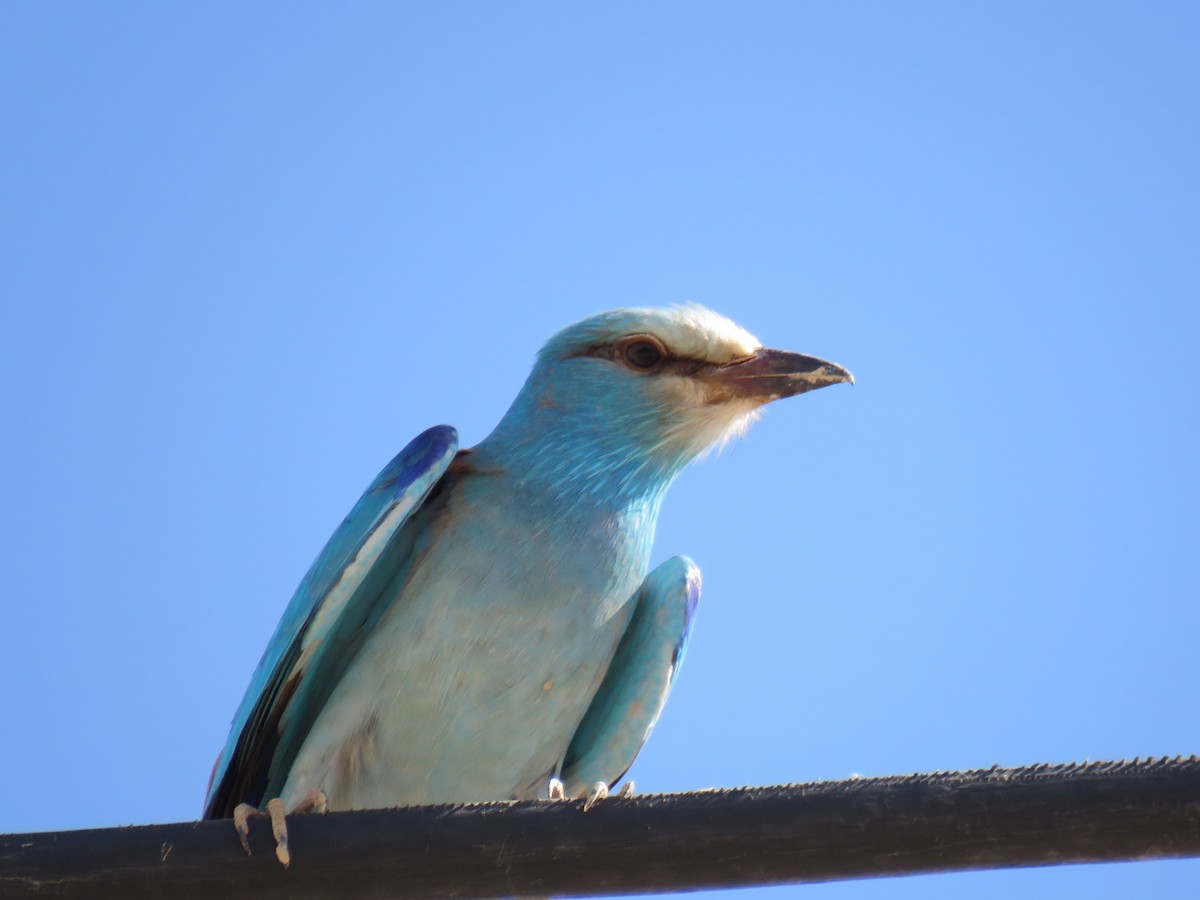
479, 305, 853, 496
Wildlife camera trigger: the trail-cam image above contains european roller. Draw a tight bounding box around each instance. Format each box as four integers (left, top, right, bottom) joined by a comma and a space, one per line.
204, 305, 851, 862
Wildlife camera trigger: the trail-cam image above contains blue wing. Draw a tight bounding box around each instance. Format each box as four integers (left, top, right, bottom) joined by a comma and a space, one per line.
203, 425, 459, 817
559, 555, 701, 796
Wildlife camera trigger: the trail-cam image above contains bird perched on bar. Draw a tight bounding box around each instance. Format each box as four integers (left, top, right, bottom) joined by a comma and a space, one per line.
204, 305, 852, 864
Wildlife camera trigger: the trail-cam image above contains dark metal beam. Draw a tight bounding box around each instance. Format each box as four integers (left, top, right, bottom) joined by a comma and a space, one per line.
3, 757, 1199, 898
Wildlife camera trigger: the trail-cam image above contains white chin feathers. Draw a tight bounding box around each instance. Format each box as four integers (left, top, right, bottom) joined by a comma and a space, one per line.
662, 398, 764, 462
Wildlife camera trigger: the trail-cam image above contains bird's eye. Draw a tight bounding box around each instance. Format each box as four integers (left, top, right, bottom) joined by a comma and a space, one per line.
624, 339, 665, 370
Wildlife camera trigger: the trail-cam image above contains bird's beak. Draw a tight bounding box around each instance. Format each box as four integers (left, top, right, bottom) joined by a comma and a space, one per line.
703, 348, 854, 403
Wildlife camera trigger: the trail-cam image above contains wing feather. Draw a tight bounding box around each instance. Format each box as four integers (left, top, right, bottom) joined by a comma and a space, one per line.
559, 555, 700, 795
203, 425, 459, 817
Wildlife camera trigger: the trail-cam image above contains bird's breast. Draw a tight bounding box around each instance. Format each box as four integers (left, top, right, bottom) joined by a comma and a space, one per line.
281, 475, 653, 810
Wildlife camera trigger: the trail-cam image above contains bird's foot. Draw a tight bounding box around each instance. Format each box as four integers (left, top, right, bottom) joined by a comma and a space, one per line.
232, 800, 290, 866
546, 777, 566, 801
266, 798, 291, 868
233, 803, 258, 856
232, 789, 328, 869
582, 781, 609, 811
293, 787, 329, 815
581, 779, 633, 811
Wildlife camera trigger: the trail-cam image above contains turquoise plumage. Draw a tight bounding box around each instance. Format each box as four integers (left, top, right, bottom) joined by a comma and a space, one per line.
204, 305, 851, 826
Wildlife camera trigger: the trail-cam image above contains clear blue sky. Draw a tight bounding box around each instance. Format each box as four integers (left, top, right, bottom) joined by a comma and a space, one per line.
2, 3, 1197, 897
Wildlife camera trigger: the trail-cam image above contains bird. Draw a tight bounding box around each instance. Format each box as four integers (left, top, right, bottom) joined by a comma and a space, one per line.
203, 304, 852, 864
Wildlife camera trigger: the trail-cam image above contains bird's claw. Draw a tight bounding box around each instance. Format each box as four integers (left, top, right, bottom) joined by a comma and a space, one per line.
233, 803, 256, 856
267, 798, 290, 867
581, 780, 633, 810
582, 781, 609, 811
294, 787, 329, 816
231, 790, 328, 869
546, 777, 566, 801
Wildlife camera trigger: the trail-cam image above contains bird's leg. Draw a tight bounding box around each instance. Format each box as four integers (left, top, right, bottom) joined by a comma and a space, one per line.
546, 777, 566, 801
231, 789, 328, 869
